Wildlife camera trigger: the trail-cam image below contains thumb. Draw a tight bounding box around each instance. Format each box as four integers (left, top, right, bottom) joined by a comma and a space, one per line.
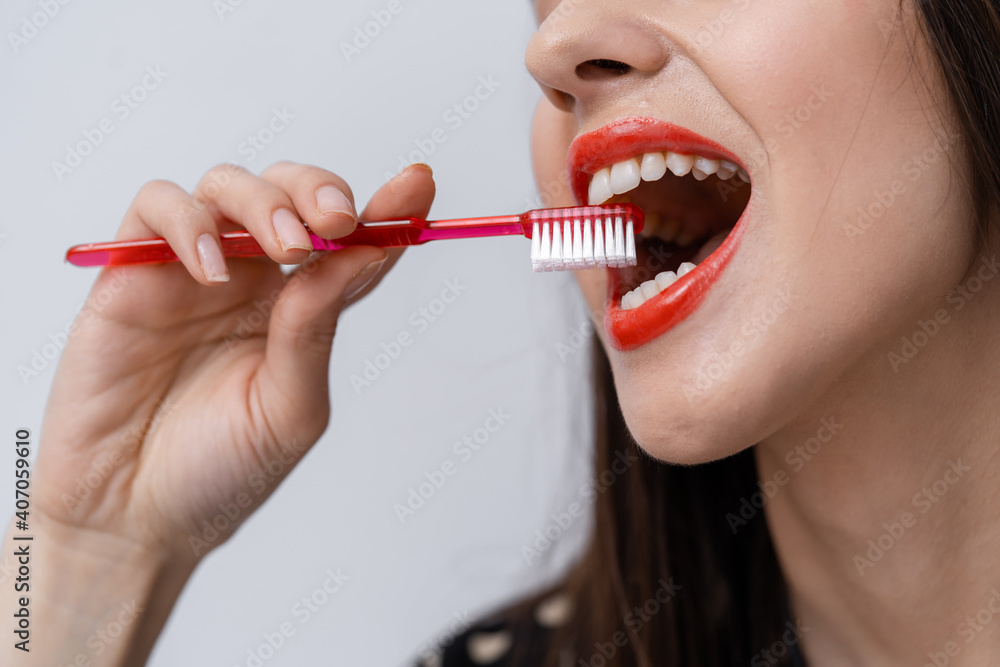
254, 164, 436, 443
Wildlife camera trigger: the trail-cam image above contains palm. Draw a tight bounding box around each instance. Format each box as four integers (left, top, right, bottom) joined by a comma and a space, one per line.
33, 260, 294, 550
31, 162, 434, 563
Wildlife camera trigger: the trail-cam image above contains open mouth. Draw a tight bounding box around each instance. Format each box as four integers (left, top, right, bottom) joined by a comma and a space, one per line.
567, 117, 752, 350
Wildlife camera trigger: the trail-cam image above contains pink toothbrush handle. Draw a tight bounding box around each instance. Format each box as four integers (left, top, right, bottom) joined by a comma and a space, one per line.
64, 217, 526, 268
64, 205, 644, 268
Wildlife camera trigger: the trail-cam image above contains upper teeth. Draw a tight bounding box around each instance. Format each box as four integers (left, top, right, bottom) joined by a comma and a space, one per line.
588, 151, 748, 205
620, 261, 697, 310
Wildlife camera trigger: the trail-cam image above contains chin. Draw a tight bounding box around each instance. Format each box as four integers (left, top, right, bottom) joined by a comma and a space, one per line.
604, 331, 776, 466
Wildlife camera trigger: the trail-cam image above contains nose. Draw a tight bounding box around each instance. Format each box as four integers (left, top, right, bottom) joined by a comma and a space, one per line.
525, 3, 671, 113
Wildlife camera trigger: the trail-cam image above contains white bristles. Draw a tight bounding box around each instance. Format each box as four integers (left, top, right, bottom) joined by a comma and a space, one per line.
531, 214, 638, 272
530, 221, 541, 267
612, 217, 625, 268
592, 217, 604, 266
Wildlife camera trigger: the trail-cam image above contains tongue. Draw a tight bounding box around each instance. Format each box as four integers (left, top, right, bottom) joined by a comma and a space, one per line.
692, 229, 730, 264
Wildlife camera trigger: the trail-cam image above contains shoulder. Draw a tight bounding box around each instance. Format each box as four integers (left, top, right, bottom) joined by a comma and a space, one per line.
415, 591, 573, 667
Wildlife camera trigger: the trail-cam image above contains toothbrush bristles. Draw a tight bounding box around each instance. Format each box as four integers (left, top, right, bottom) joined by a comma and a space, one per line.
531, 210, 639, 272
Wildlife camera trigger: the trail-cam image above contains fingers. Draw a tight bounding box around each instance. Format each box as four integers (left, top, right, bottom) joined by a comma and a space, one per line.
255, 246, 387, 441
359, 162, 436, 221
342, 163, 438, 305
193, 163, 315, 265
118, 180, 231, 286
260, 161, 358, 240
256, 164, 437, 435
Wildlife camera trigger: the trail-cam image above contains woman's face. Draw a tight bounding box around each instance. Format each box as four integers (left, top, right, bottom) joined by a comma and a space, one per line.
527, 0, 976, 463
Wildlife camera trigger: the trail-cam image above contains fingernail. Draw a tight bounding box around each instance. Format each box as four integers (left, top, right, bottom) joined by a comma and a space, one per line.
316, 186, 357, 220
407, 163, 433, 177
344, 257, 387, 300
196, 234, 229, 283
272, 208, 313, 252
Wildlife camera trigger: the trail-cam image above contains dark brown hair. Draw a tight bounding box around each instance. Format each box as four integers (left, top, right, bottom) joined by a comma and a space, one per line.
531, 2, 1000, 665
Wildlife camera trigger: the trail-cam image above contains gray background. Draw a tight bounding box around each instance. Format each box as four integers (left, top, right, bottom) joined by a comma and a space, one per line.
0, 1, 598, 665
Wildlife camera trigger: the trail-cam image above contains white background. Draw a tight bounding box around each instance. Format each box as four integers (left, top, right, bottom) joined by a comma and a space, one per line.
0, 1, 598, 665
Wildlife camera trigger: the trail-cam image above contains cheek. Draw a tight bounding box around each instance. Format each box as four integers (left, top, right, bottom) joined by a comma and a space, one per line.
710, 1, 895, 175
708, 1, 972, 321
530, 99, 579, 207
572, 268, 605, 314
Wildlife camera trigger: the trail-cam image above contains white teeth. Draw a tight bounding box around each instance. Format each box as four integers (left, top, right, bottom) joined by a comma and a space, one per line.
610, 159, 641, 195
640, 152, 667, 182
621, 290, 644, 310
694, 156, 721, 175
665, 152, 694, 177
639, 280, 660, 300
716, 160, 738, 180
691, 157, 720, 181
588, 168, 613, 205
588, 152, 742, 200
655, 271, 677, 290
620, 266, 699, 311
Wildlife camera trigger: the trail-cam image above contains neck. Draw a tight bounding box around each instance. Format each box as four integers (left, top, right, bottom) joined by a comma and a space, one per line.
758, 252, 1000, 666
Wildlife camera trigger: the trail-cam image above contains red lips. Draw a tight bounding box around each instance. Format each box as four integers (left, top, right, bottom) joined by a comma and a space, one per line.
566, 117, 750, 351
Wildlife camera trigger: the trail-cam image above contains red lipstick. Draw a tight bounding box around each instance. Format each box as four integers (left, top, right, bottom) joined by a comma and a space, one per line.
566, 117, 750, 351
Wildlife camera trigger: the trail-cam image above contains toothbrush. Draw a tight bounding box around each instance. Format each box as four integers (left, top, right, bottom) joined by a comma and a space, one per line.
64, 204, 644, 273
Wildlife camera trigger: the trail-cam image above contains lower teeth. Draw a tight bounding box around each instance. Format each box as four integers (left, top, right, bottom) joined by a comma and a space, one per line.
620, 262, 696, 310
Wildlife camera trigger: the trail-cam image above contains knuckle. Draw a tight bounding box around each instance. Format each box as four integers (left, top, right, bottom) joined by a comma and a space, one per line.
170, 201, 208, 233
198, 163, 247, 197
263, 160, 298, 176
137, 179, 178, 202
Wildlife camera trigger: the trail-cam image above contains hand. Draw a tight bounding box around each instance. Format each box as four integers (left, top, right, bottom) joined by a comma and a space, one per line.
32, 161, 435, 565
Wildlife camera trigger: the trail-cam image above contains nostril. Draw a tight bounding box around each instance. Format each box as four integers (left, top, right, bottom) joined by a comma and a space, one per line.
576, 59, 632, 81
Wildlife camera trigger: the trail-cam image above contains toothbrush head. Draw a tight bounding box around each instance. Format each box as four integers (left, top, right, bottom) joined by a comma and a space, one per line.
528, 204, 644, 272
